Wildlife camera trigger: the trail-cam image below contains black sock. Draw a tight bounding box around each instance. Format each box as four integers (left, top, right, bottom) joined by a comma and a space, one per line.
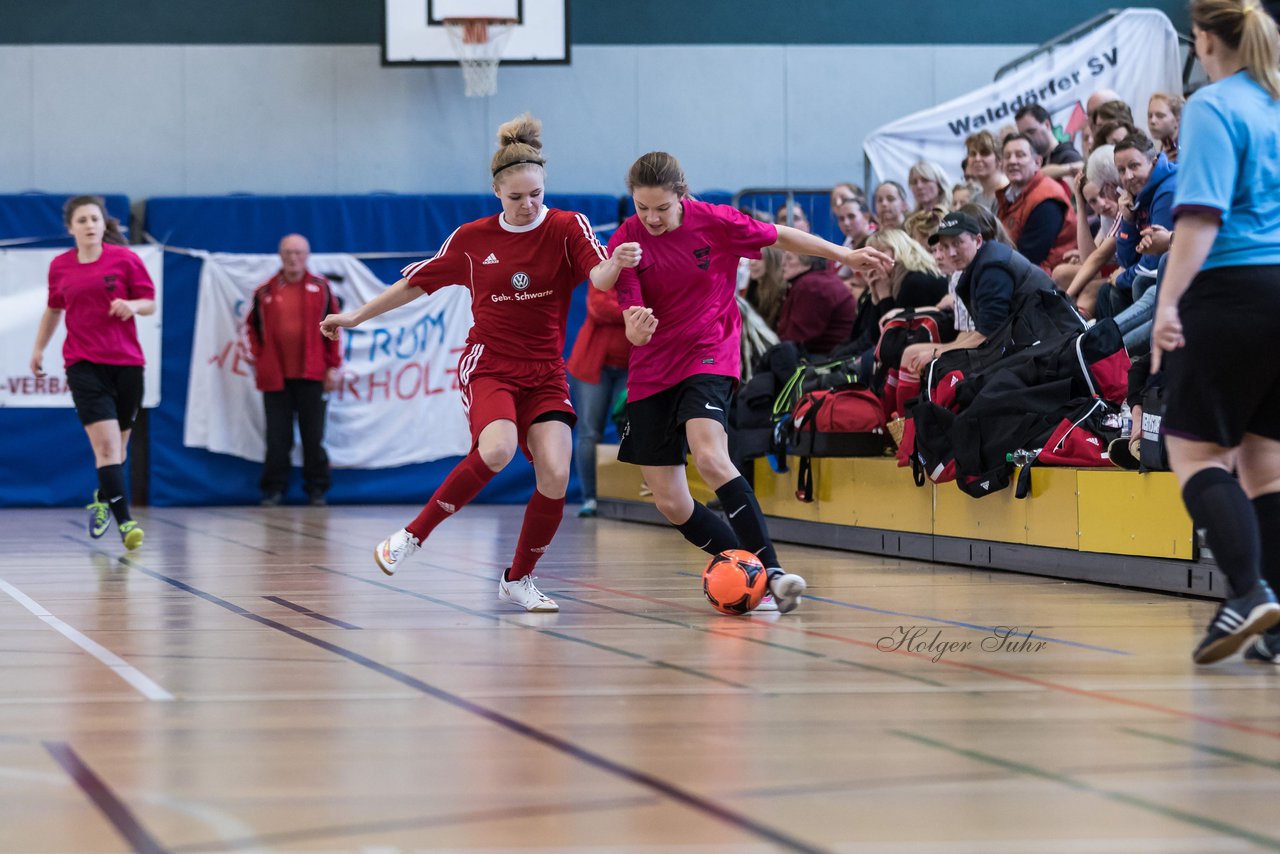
1252, 492, 1280, 596
97, 464, 133, 526
675, 502, 738, 556
1182, 468, 1259, 597
715, 476, 780, 569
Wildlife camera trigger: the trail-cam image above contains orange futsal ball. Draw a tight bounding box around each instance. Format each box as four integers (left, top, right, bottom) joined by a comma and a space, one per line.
702, 549, 768, 615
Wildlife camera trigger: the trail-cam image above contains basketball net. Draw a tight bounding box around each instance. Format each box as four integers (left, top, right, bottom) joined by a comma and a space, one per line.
443, 18, 516, 97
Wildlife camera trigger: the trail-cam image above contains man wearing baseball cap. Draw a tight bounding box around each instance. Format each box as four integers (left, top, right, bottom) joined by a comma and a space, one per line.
900, 210, 1057, 374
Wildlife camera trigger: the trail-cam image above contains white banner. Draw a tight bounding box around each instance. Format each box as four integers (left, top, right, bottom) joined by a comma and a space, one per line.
864, 9, 1182, 191
0, 245, 163, 408
184, 253, 474, 469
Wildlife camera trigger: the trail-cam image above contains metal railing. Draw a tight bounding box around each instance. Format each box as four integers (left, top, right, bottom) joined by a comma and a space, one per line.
993, 9, 1197, 90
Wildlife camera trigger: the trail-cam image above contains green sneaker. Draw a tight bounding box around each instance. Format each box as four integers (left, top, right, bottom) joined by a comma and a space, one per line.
119, 520, 144, 551
86, 490, 111, 539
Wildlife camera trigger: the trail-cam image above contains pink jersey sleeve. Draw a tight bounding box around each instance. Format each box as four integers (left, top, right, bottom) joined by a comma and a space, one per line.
606, 224, 642, 310
712, 204, 778, 259
123, 248, 156, 300
400, 226, 473, 294
47, 259, 66, 309
563, 211, 609, 281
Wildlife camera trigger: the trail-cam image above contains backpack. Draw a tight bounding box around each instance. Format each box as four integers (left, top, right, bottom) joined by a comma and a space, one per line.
789, 385, 887, 501
874, 308, 956, 419
770, 356, 861, 425
1140, 378, 1170, 472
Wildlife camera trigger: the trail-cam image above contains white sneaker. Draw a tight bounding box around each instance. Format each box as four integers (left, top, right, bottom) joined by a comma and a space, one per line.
374, 528, 420, 576
499, 573, 559, 612
767, 571, 806, 614
752, 594, 779, 612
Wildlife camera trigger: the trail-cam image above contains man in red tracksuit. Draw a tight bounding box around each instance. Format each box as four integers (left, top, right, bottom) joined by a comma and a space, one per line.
245, 234, 342, 506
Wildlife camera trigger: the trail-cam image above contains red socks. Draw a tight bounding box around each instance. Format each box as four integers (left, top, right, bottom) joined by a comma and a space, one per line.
508, 490, 566, 580
405, 451, 496, 541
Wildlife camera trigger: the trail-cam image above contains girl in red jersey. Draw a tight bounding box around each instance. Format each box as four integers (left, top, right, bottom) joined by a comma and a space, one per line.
321, 115, 639, 611
30, 196, 156, 550
602, 153, 891, 613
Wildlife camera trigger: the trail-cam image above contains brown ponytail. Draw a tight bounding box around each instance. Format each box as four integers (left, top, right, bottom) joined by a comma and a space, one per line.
1191, 0, 1280, 99
490, 113, 546, 183
626, 152, 689, 198
63, 194, 127, 245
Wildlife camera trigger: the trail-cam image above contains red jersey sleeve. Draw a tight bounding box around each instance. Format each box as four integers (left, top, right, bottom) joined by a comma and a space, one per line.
713, 204, 778, 260
586, 281, 624, 326
400, 226, 473, 294
123, 247, 156, 300
562, 211, 609, 281
607, 224, 642, 310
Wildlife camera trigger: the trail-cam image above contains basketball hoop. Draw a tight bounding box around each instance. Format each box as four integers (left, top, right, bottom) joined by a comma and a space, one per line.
443, 17, 516, 97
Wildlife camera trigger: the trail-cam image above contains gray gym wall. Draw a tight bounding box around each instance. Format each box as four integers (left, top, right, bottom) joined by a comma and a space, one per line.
0, 1, 1188, 197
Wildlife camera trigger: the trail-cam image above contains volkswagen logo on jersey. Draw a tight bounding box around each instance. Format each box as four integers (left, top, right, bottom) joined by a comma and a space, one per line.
511, 272, 531, 291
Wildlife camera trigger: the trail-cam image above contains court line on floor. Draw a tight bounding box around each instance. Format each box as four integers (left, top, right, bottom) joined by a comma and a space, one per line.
44, 741, 170, 854
535, 573, 1280, 741
1118, 727, 1280, 773
889, 729, 1280, 851
261, 595, 361, 630
0, 578, 174, 702
673, 570, 1131, 656
309, 563, 762, 693
205, 511, 1274, 736
119, 556, 831, 854
146, 517, 278, 555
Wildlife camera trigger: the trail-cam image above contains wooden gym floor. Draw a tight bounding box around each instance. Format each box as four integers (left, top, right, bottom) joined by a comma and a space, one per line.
1, 504, 1278, 853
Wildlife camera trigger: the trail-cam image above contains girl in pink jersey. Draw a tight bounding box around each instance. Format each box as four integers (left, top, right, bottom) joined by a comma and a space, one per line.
604, 153, 891, 613
321, 115, 640, 611
30, 195, 156, 551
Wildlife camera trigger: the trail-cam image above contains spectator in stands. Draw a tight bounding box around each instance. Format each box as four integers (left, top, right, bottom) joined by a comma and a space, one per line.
246, 234, 342, 507
998, 133, 1078, 271
907, 161, 952, 213
904, 206, 947, 251
839, 228, 950, 376
964, 130, 1010, 214
1153, 0, 1280, 665
567, 285, 630, 518
1015, 103, 1085, 181
775, 202, 810, 232
775, 251, 857, 355
1147, 92, 1185, 162
830, 182, 866, 212
865, 228, 950, 315
901, 211, 1057, 374
744, 246, 787, 329
1098, 132, 1176, 320
1092, 120, 1140, 152
1091, 99, 1136, 132
1065, 144, 1124, 315
1086, 88, 1123, 120
873, 181, 910, 230
951, 181, 983, 210
834, 197, 874, 281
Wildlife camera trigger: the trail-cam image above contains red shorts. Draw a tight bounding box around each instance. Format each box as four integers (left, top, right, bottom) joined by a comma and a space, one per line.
458, 343, 576, 458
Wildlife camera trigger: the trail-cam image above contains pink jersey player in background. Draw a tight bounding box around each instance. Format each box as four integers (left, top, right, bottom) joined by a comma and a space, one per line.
321, 114, 640, 611
601, 152, 891, 613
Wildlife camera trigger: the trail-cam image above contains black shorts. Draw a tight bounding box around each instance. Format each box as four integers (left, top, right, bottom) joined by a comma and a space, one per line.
1162, 264, 1280, 447
617, 374, 735, 466
66, 361, 145, 431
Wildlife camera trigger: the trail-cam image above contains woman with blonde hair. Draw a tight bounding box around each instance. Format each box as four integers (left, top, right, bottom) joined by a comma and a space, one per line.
963, 130, 1010, 213
1152, 0, 1280, 664
907, 160, 952, 212
321, 114, 637, 612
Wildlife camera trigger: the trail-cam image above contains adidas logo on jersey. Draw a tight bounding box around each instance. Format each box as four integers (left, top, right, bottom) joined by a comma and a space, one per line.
482, 253, 500, 265
437, 500, 457, 513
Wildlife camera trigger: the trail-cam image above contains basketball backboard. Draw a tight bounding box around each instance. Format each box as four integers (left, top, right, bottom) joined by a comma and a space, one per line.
383, 0, 569, 65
